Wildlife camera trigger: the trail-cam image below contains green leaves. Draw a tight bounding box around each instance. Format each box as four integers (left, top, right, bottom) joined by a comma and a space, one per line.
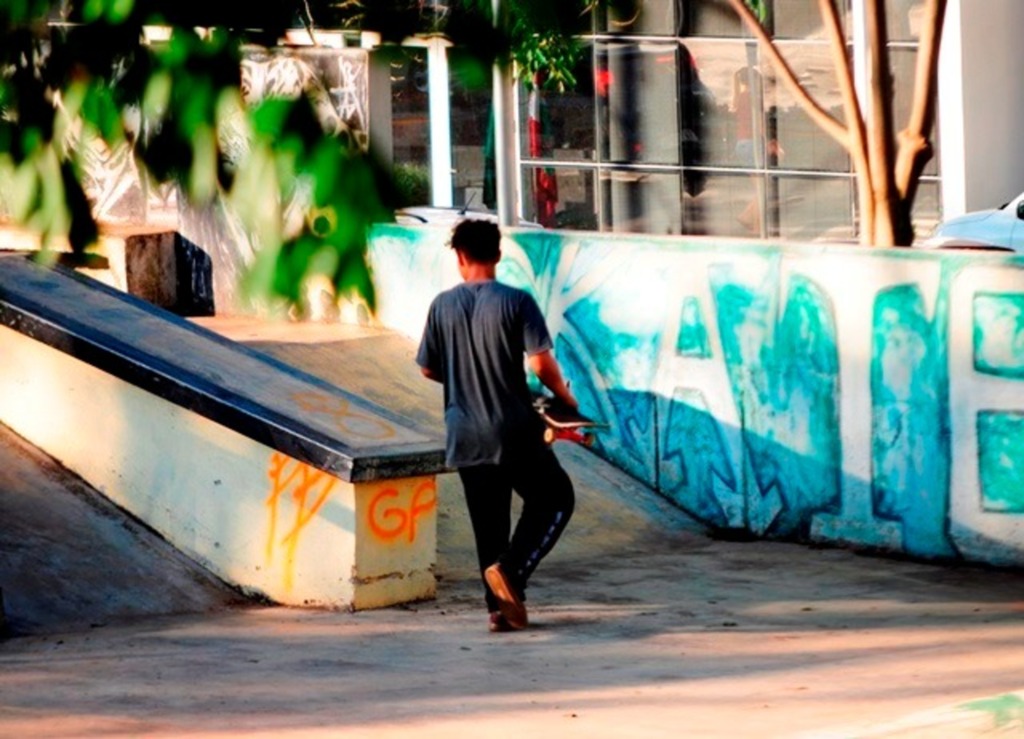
82, 0, 135, 24
745, 0, 769, 23
0, 0, 51, 27
0, 0, 613, 313
492, 0, 593, 91
238, 94, 390, 312
514, 34, 582, 92
0, 146, 94, 251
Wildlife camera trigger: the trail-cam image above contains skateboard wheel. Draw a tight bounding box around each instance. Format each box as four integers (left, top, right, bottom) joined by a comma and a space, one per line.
543, 428, 556, 445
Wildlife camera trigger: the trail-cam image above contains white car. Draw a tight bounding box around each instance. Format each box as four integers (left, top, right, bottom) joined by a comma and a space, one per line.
395, 206, 543, 229
925, 190, 1024, 251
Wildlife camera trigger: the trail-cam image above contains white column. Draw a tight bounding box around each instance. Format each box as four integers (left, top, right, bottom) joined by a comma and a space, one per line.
940, 0, 1024, 214
427, 36, 453, 207
937, 0, 965, 217
492, 0, 518, 225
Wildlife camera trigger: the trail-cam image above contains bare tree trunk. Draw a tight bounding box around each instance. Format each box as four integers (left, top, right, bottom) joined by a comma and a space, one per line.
864, 0, 898, 246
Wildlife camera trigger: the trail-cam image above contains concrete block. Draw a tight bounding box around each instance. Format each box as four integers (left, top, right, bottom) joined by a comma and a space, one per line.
125, 232, 214, 316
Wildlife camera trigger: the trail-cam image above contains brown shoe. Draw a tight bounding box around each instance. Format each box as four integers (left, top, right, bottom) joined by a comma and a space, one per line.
484, 563, 528, 630
488, 611, 513, 633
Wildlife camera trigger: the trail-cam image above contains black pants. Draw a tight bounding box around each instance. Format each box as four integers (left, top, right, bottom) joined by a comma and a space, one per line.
457, 447, 575, 612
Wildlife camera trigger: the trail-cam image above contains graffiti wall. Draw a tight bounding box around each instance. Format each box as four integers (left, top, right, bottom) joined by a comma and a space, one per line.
181, 46, 371, 314
0, 44, 371, 316
367, 224, 1024, 567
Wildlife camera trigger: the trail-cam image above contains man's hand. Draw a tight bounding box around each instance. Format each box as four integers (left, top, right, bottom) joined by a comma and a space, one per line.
527, 350, 577, 409
420, 366, 442, 383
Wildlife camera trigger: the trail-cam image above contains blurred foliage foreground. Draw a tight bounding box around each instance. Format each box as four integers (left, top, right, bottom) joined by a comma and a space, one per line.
0, 0, 601, 313
0, 1, 403, 312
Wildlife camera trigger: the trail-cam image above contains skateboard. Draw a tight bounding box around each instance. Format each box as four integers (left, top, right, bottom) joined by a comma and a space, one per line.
532, 394, 604, 447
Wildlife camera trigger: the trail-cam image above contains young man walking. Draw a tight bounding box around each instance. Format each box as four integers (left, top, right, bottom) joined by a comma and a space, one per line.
416, 219, 577, 632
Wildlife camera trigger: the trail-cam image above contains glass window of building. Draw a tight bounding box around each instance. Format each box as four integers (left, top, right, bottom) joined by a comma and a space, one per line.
601, 169, 682, 234
772, 0, 851, 40
680, 2, 745, 37
514, 0, 939, 243
448, 49, 492, 209
763, 42, 849, 173
390, 49, 430, 206
522, 166, 598, 230
773, 174, 856, 240
598, 0, 679, 36
518, 50, 596, 162
886, 0, 927, 42
887, 17, 940, 237
596, 41, 682, 165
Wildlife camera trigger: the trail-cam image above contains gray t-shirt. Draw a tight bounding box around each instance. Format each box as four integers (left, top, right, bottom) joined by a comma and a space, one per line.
417, 280, 552, 467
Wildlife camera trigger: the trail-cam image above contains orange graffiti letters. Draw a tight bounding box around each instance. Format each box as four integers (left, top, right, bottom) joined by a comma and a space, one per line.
291, 391, 397, 441
265, 452, 340, 589
368, 481, 437, 543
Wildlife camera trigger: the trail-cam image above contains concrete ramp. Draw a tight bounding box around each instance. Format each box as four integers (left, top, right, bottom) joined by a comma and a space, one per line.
0, 423, 246, 636
0, 255, 448, 612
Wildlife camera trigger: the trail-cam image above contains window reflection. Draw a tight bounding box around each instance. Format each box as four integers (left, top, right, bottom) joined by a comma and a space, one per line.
686, 172, 764, 237
521, 166, 598, 231
773, 175, 855, 241
772, 0, 851, 40
679, 41, 749, 169
680, 42, 713, 197
449, 49, 491, 209
597, 41, 681, 165
911, 180, 941, 240
391, 49, 430, 199
889, 47, 938, 177
887, 0, 926, 42
680, 1, 744, 37
510, 0, 936, 243
599, 0, 678, 35
765, 42, 849, 172
601, 170, 682, 234
517, 50, 595, 161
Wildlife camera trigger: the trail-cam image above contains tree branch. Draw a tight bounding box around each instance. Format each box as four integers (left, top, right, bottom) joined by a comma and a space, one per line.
817, 0, 875, 243
895, 0, 947, 200
301, 0, 320, 45
725, 0, 849, 146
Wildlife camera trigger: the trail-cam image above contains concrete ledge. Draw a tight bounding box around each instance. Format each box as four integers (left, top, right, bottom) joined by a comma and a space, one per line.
0, 255, 444, 482
0, 226, 211, 317
0, 255, 446, 608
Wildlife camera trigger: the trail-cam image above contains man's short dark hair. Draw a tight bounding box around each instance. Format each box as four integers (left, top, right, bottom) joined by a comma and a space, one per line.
450, 219, 501, 263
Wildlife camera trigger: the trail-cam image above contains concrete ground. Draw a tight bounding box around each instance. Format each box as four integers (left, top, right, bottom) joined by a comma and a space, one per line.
3, 319, 1024, 737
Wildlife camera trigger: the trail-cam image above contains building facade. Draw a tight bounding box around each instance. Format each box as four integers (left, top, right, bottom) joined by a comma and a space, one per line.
388, 0, 1024, 244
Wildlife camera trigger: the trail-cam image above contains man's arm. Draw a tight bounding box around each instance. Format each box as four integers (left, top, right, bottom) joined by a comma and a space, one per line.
416, 301, 442, 384
527, 350, 577, 409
